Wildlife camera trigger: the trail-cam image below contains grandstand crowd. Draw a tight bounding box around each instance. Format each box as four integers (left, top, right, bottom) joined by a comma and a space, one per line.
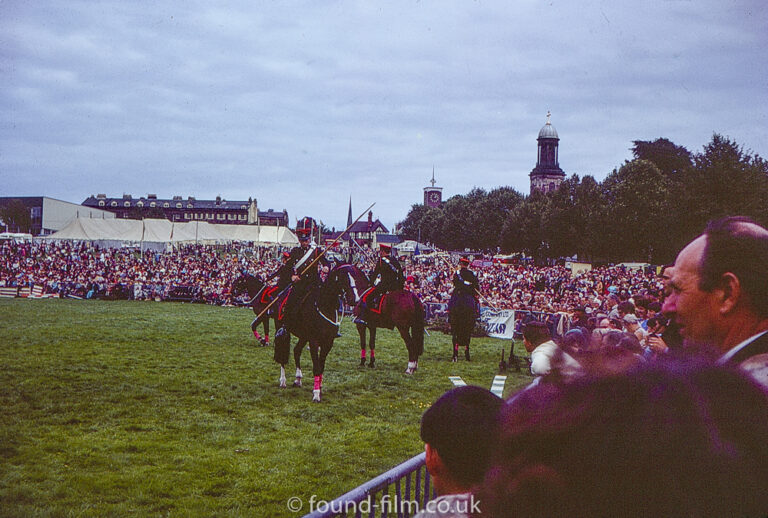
2, 240, 661, 316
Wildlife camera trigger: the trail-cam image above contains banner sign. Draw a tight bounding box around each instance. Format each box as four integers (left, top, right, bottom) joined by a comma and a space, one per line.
480, 308, 516, 339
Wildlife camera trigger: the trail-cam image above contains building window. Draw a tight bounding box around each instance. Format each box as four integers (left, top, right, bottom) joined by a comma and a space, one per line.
124, 201, 131, 207
163, 202, 170, 208
216, 214, 225, 220
176, 203, 182, 208
150, 202, 156, 207
98, 201, 105, 207
184, 213, 191, 219
187, 204, 193, 208
111, 201, 118, 207
137, 201, 144, 207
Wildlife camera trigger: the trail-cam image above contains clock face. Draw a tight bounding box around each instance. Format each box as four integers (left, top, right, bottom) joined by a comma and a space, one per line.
429, 192, 440, 203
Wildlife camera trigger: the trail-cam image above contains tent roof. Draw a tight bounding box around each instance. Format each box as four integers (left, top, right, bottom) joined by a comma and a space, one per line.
44, 217, 296, 245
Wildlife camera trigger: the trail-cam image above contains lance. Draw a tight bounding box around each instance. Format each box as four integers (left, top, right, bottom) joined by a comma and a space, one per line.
252, 202, 376, 322
349, 235, 377, 269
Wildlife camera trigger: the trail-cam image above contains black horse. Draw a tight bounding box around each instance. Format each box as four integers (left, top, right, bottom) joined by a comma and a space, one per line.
342, 265, 425, 374
273, 263, 357, 402
448, 292, 479, 361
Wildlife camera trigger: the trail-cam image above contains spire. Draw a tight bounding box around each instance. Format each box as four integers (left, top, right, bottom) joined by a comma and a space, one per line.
430, 166, 436, 187
347, 196, 352, 227
546, 110, 551, 125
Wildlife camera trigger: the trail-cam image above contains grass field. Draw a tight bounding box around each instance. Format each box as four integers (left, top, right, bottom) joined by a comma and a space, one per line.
0, 298, 532, 517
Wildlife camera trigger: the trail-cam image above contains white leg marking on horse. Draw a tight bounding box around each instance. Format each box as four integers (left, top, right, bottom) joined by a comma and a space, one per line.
293, 367, 303, 387
279, 366, 287, 388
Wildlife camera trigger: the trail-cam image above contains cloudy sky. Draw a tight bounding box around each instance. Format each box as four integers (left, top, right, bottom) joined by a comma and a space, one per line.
2, 1, 766, 231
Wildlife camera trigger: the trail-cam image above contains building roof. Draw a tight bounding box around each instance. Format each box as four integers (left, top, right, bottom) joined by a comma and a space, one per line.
376, 234, 401, 244
348, 219, 389, 234
82, 194, 286, 218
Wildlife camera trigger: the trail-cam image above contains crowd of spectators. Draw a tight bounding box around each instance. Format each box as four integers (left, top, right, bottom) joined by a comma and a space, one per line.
0, 240, 281, 304
2, 241, 664, 317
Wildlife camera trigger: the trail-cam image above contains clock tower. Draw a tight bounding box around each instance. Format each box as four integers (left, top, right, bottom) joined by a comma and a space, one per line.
423, 168, 443, 208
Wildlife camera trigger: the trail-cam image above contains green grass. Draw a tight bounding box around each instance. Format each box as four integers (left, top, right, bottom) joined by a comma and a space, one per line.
0, 298, 532, 517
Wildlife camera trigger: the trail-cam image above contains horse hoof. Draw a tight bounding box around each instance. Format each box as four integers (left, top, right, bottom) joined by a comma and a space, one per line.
359, 358, 366, 367
465, 350, 471, 361
312, 389, 321, 402
368, 358, 375, 368
279, 378, 287, 388
293, 379, 302, 388
451, 355, 458, 363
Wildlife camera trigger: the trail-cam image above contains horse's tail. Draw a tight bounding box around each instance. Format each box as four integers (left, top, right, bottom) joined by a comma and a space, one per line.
411, 293, 425, 357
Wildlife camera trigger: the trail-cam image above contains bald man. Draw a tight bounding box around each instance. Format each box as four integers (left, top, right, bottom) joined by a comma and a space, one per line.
662, 216, 768, 386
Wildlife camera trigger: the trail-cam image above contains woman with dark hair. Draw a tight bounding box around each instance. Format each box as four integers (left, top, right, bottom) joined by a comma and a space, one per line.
475, 362, 768, 517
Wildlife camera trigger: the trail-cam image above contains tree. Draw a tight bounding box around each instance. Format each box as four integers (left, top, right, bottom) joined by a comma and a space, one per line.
684, 134, 768, 227
501, 192, 551, 262
0, 199, 32, 233
600, 160, 675, 263
631, 138, 693, 178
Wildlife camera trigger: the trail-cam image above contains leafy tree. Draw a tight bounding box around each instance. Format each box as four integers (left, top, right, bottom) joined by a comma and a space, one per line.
0, 199, 32, 233
631, 138, 693, 178
600, 160, 675, 263
679, 134, 768, 233
501, 192, 551, 262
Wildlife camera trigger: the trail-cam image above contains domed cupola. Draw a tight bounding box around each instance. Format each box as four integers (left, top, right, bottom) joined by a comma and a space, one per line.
538, 117, 559, 139
529, 111, 566, 195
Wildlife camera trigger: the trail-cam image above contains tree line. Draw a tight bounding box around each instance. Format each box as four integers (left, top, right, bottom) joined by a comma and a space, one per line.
397, 134, 768, 265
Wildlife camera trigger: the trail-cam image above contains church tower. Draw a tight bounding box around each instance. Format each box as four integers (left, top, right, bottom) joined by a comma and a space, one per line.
529, 111, 566, 195
423, 167, 443, 208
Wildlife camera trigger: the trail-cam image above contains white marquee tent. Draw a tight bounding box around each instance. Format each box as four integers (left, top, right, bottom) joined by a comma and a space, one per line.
43, 217, 298, 248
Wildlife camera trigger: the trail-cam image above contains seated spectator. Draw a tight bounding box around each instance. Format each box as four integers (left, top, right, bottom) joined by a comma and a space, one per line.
415, 385, 503, 518
475, 361, 768, 517
523, 321, 582, 383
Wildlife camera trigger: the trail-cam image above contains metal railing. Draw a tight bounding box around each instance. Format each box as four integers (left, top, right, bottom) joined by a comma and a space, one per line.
303, 452, 436, 518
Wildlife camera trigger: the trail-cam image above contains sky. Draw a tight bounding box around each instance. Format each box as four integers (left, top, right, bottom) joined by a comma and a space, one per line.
2, 1, 766, 232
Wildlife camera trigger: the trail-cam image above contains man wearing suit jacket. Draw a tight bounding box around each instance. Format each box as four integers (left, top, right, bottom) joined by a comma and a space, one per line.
662, 216, 768, 387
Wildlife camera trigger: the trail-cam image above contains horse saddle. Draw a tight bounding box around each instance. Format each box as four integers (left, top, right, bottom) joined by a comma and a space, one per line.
361, 288, 387, 314
262, 286, 280, 304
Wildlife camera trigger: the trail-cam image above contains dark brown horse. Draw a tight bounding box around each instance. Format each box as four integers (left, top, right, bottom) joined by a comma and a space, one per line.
338, 265, 425, 374
272, 264, 358, 401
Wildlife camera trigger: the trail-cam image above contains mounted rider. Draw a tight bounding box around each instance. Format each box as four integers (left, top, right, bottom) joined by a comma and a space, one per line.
450, 256, 479, 303
449, 256, 480, 361
275, 227, 327, 334
355, 243, 405, 325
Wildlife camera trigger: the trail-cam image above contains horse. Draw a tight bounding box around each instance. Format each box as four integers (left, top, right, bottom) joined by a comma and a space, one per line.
232, 273, 312, 388
272, 263, 357, 402
448, 292, 479, 361
339, 265, 425, 374
231, 273, 280, 346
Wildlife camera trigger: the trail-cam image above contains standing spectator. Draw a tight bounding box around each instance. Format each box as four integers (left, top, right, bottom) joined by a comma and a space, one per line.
663, 216, 768, 387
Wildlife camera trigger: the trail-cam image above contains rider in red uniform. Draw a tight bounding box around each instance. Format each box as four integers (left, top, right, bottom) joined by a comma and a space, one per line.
355, 243, 405, 325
